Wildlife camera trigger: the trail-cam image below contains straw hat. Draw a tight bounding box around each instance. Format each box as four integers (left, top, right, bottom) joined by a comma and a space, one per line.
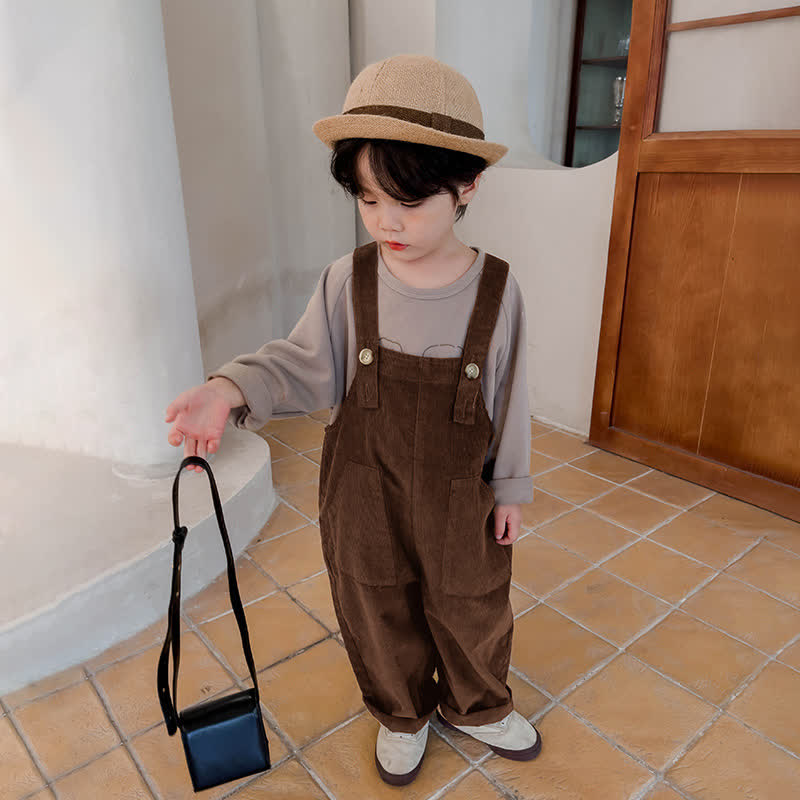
313, 54, 508, 166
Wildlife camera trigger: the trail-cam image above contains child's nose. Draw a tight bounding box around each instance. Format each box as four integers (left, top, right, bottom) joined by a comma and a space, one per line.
379, 206, 403, 231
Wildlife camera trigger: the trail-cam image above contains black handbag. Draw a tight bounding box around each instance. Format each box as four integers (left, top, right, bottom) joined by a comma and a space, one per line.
156, 455, 271, 792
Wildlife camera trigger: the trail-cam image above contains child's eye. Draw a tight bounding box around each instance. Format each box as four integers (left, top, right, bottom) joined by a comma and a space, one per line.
358, 199, 422, 208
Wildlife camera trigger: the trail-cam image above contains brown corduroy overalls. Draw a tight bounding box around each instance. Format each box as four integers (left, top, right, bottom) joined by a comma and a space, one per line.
318, 241, 515, 734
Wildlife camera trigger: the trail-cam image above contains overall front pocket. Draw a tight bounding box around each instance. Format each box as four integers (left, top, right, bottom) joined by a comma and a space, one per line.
325, 459, 397, 586
441, 476, 512, 596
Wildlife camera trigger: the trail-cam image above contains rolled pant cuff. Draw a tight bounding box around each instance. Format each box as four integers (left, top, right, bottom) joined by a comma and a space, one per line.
364, 698, 436, 734
438, 699, 514, 727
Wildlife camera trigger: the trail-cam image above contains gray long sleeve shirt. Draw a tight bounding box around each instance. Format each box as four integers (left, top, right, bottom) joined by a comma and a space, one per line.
208, 245, 533, 506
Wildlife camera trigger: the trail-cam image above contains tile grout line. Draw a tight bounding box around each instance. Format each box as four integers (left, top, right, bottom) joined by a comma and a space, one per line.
518, 469, 700, 542
270, 424, 656, 800
0, 426, 533, 795
224, 419, 800, 792
232, 547, 340, 640
6, 561, 324, 709
533, 459, 710, 513
518, 617, 800, 768
0, 695, 59, 799
525, 512, 800, 626
249, 515, 319, 544
515, 494, 755, 611
512, 538, 771, 700
8, 416, 797, 797
274, 419, 797, 590
179, 605, 333, 692
424, 759, 520, 800
177, 581, 380, 800
11, 728, 150, 797
530, 530, 767, 623
529, 444, 800, 547
219, 424, 789, 800
496, 535, 800, 777
422, 765, 476, 800
283, 415, 798, 550
193, 565, 332, 628
502, 660, 738, 800
518, 480, 800, 616
531, 478, 706, 530
151, 606, 300, 781
167, 422, 800, 794
501, 618, 800, 785
422, 725, 522, 800
259, 461, 800, 743
175, 608, 340, 800
81, 668, 160, 800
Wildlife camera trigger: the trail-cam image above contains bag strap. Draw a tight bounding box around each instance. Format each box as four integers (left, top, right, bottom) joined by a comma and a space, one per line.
157, 455, 261, 735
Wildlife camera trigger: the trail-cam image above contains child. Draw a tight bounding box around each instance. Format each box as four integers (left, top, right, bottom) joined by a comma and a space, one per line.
165, 53, 540, 786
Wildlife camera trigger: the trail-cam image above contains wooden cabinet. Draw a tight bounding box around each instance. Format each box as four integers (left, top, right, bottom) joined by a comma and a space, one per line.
565, 0, 634, 167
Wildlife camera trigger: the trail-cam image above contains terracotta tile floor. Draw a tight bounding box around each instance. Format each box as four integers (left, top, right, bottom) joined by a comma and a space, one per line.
4, 413, 800, 799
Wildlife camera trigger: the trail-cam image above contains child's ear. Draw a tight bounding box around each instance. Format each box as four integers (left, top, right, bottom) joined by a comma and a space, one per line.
459, 172, 483, 203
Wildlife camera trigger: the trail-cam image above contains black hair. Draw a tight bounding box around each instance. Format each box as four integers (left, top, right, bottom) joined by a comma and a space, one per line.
329, 138, 487, 223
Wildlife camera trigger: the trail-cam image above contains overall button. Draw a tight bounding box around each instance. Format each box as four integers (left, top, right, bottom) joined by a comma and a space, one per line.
359, 347, 374, 365
465, 362, 480, 380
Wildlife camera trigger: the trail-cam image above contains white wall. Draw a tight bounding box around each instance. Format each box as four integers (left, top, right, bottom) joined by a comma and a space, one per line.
528, 0, 578, 165
350, 0, 617, 435
162, 0, 356, 375
435, 0, 577, 168
349, 0, 436, 72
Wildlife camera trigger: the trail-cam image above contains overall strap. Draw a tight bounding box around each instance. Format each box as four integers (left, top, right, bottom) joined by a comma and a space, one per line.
453, 254, 509, 424
352, 241, 380, 409
156, 456, 261, 735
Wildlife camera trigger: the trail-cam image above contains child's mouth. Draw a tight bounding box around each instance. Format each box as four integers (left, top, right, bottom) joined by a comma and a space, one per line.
387, 242, 408, 251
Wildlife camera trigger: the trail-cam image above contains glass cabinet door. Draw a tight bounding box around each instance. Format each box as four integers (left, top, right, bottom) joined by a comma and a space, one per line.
568, 0, 634, 167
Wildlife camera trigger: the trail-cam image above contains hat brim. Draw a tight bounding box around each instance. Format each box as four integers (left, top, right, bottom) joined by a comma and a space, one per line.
312, 114, 508, 166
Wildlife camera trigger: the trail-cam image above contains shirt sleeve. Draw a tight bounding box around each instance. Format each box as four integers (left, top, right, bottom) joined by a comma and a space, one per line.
487, 276, 534, 506
206, 261, 342, 432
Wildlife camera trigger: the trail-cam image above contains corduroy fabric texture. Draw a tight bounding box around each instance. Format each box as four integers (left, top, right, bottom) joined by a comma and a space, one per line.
317, 241, 515, 734
312, 54, 508, 165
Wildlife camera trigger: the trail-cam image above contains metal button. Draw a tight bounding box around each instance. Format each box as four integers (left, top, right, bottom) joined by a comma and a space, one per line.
465, 362, 480, 380
359, 347, 374, 365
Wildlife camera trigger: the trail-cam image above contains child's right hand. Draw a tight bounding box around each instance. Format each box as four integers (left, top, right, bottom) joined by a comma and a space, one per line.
165, 378, 243, 472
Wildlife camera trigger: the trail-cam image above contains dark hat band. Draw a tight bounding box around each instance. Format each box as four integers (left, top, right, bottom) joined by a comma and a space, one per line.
343, 104, 485, 141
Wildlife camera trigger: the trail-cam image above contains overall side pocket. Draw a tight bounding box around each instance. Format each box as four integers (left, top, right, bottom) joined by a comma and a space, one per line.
441, 476, 511, 596
325, 459, 397, 587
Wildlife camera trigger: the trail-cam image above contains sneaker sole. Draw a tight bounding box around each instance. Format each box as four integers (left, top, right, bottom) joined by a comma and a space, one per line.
436, 710, 542, 761
374, 750, 425, 786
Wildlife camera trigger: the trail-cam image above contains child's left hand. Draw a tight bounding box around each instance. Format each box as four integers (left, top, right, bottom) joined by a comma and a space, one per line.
493, 504, 522, 545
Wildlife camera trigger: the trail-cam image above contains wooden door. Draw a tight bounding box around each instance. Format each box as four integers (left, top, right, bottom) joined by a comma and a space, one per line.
588, 0, 800, 521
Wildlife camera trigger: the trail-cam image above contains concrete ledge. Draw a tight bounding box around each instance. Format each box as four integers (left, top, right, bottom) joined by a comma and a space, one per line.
0, 428, 275, 696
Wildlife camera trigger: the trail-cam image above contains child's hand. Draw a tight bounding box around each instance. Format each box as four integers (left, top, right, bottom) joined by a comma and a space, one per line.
493, 503, 522, 545
164, 379, 242, 472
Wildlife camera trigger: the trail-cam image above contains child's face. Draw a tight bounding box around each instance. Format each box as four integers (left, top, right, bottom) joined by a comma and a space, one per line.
355, 149, 479, 261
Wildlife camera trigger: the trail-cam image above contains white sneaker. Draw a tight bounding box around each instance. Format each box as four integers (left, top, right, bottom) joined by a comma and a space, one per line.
374, 721, 429, 785
437, 709, 541, 761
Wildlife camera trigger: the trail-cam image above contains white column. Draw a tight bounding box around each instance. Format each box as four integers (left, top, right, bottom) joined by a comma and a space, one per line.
0, 0, 202, 478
